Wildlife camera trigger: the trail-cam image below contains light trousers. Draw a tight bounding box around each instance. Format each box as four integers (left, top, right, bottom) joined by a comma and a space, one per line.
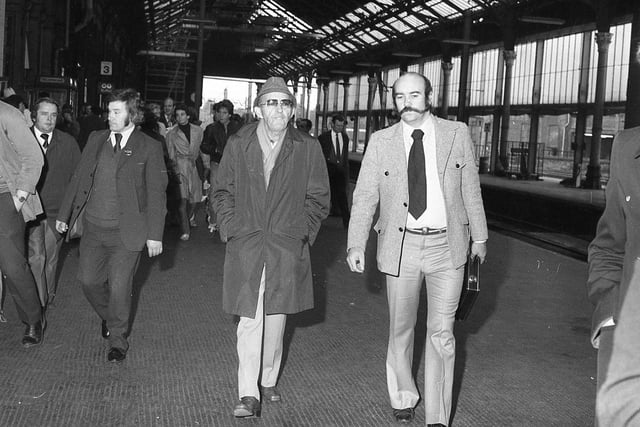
386, 232, 464, 426
237, 266, 287, 400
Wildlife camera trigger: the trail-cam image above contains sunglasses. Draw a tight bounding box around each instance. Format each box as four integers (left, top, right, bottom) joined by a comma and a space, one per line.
261, 99, 294, 109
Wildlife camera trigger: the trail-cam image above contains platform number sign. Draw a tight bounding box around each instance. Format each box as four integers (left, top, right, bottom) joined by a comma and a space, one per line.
100, 61, 113, 76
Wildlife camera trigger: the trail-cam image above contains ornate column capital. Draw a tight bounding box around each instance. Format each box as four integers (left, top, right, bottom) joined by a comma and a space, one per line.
367, 75, 377, 86
503, 50, 517, 64
441, 61, 453, 72
595, 32, 613, 52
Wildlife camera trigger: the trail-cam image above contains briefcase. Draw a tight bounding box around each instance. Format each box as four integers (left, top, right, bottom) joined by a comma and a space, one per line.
455, 254, 480, 321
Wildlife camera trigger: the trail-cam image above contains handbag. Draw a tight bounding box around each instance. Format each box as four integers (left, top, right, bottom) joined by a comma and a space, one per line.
455, 254, 480, 321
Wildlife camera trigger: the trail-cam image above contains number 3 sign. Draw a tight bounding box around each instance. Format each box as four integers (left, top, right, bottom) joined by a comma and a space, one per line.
100, 61, 113, 76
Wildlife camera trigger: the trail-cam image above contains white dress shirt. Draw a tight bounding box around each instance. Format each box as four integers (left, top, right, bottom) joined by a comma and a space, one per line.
33, 127, 51, 153
402, 116, 447, 230
331, 130, 343, 156
110, 125, 135, 150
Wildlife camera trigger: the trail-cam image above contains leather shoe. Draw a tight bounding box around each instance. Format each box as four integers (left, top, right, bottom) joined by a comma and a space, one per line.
101, 320, 110, 339
107, 347, 126, 363
22, 320, 45, 348
393, 408, 415, 423
262, 386, 281, 402
233, 396, 261, 418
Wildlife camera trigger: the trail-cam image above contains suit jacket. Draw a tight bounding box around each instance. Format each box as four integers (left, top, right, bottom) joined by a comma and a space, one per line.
0, 102, 43, 221
57, 129, 168, 251
318, 130, 350, 181
30, 128, 81, 218
158, 114, 174, 129
212, 122, 330, 317
587, 126, 640, 347
347, 117, 488, 274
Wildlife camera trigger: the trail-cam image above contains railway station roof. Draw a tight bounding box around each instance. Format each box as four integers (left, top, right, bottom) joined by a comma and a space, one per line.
141, 0, 634, 80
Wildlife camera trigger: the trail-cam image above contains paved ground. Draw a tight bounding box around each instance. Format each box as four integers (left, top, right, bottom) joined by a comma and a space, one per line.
0, 216, 596, 426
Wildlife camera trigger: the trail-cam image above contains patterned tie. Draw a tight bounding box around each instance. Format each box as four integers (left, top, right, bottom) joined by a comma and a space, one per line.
41, 133, 49, 149
114, 133, 123, 153
407, 129, 426, 218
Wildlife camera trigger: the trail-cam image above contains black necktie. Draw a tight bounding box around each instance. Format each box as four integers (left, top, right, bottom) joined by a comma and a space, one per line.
407, 129, 426, 218
41, 133, 49, 149
114, 133, 123, 153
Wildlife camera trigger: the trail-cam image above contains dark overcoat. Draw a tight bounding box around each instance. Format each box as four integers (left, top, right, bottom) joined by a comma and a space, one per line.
588, 126, 640, 347
213, 122, 330, 318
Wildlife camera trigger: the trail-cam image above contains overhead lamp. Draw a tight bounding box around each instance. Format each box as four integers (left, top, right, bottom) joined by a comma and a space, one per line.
355, 62, 383, 67
329, 70, 353, 75
441, 38, 479, 45
392, 52, 422, 58
519, 16, 565, 26
137, 50, 190, 58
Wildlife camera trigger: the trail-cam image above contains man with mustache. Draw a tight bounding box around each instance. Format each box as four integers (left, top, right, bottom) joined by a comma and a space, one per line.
346, 72, 487, 426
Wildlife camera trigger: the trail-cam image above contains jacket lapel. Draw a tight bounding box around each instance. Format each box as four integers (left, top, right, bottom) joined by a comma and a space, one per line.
273, 128, 294, 172
434, 117, 454, 180
117, 130, 140, 171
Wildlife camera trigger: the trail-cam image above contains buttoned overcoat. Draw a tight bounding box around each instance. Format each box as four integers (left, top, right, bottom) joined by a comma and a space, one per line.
213, 122, 330, 318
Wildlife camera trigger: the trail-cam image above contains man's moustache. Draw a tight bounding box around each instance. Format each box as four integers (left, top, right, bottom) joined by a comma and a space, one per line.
400, 107, 427, 115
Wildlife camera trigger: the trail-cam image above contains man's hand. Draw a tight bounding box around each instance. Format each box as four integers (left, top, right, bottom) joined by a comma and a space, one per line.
346, 247, 365, 273
12, 190, 29, 212
56, 220, 69, 233
146, 240, 163, 257
471, 241, 487, 263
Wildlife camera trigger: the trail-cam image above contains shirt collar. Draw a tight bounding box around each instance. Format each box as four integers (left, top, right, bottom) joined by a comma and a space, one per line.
401, 114, 433, 144
111, 125, 135, 147
33, 127, 51, 142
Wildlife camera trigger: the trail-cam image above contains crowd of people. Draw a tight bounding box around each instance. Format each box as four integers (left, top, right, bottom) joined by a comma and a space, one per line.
5, 71, 636, 426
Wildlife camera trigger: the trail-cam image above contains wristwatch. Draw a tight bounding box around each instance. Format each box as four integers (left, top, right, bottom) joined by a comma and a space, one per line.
18, 195, 26, 203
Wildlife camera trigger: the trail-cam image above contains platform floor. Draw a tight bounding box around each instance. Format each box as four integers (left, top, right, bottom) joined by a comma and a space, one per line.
0, 217, 596, 426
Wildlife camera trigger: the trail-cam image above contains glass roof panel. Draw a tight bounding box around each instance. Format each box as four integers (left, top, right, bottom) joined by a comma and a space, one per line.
355, 31, 378, 46
428, 1, 461, 18
369, 29, 389, 42
386, 16, 414, 35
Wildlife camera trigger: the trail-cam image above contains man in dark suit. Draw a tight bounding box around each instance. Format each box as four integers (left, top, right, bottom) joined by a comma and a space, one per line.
158, 97, 175, 129
27, 97, 81, 308
318, 114, 350, 228
56, 88, 167, 363
588, 126, 640, 425
346, 73, 487, 426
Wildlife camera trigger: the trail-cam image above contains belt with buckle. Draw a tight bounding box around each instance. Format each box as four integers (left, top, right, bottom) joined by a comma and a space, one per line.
406, 227, 447, 236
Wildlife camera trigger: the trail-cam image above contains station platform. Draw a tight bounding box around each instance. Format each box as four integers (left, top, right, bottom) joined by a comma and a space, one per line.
479, 175, 605, 260
0, 216, 596, 426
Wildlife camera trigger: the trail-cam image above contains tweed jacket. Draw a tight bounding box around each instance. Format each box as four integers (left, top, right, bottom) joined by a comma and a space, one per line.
0, 101, 43, 221
588, 126, 640, 347
212, 122, 330, 318
347, 116, 488, 275
57, 129, 168, 251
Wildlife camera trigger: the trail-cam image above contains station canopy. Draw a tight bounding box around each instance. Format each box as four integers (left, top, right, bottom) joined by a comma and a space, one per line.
141, 0, 622, 80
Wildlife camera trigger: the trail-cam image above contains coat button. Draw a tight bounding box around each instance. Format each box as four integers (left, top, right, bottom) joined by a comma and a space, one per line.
403, 202, 407, 207
384, 171, 389, 176
398, 227, 403, 232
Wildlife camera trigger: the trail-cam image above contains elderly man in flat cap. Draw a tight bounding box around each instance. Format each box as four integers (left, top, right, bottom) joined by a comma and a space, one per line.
213, 77, 330, 418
